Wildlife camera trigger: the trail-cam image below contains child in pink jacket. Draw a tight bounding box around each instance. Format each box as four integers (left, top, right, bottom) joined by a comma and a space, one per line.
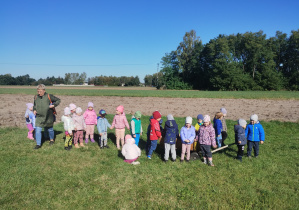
83, 102, 97, 144
110, 105, 130, 150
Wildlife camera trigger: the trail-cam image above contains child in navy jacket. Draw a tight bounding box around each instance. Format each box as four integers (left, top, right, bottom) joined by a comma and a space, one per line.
234, 119, 247, 162
163, 114, 179, 162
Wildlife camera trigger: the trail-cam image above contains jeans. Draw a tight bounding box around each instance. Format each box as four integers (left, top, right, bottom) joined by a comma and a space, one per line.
216, 134, 222, 147
35, 127, 54, 146
148, 140, 158, 156
247, 141, 259, 157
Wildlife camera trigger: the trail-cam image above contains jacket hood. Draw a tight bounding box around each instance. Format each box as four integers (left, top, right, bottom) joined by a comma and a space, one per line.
125, 138, 135, 145
165, 120, 177, 128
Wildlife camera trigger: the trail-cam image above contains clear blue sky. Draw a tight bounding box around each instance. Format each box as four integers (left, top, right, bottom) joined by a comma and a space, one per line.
0, 0, 298, 82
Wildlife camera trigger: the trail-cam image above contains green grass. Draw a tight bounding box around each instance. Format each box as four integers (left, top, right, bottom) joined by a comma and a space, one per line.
1, 86, 299, 99
1, 115, 298, 209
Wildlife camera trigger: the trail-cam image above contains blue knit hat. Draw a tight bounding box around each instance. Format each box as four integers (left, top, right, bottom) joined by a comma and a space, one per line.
99, 109, 106, 115
197, 114, 204, 121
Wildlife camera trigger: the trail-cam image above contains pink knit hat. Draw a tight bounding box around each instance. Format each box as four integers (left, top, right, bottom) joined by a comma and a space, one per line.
88, 102, 94, 108
69, 103, 77, 111
125, 134, 132, 141
116, 105, 124, 113
203, 115, 211, 122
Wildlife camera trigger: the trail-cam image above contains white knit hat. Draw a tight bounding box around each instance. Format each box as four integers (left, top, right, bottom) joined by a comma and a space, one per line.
167, 114, 174, 121
76, 107, 82, 114
186, 116, 192, 124
64, 107, 71, 115
250, 114, 258, 122
238, 119, 247, 127
203, 115, 211, 122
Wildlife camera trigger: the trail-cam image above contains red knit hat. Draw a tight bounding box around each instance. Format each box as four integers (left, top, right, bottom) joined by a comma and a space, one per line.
153, 111, 161, 120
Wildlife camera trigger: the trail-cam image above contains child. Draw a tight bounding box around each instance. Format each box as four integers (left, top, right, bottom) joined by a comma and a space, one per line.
163, 114, 179, 162
83, 102, 97, 143
220, 108, 228, 145
97, 109, 111, 149
122, 134, 141, 165
194, 114, 204, 150
180, 116, 196, 162
110, 105, 130, 150
245, 114, 265, 158
146, 116, 153, 155
213, 112, 223, 148
148, 111, 162, 159
235, 119, 247, 162
61, 107, 75, 150
130, 111, 143, 146
25, 103, 35, 140
199, 115, 217, 166
73, 107, 86, 148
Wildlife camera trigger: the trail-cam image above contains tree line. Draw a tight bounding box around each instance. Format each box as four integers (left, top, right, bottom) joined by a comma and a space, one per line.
0, 73, 140, 87
145, 29, 299, 90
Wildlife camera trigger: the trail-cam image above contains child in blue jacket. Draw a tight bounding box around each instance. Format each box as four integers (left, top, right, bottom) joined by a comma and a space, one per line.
180, 116, 195, 162
163, 114, 179, 162
234, 119, 247, 162
245, 114, 265, 158
97, 109, 112, 149
213, 112, 223, 148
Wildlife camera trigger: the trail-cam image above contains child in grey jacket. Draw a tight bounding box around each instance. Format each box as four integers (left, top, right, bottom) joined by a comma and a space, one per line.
234, 119, 247, 162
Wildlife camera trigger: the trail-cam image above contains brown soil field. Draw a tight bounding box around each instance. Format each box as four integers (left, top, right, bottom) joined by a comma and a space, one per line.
1, 94, 298, 128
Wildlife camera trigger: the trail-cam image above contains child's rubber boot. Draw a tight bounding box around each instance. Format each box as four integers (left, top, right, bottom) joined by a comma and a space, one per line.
208, 160, 215, 167
27, 132, 30, 139
80, 142, 85, 147
74, 144, 80, 149
85, 138, 89, 144
28, 132, 34, 140
91, 139, 95, 143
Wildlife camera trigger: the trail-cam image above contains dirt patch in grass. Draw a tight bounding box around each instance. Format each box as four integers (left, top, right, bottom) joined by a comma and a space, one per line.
1, 94, 298, 128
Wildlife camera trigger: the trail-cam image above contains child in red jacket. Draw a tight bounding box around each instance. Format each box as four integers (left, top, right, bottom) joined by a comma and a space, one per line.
147, 111, 162, 159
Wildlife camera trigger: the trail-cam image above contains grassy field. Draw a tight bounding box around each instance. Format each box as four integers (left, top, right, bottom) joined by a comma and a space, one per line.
0, 115, 298, 209
1, 86, 299, 99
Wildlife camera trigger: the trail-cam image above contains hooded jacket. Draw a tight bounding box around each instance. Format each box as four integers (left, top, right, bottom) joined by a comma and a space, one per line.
149, 118, 161, 140
245, 122, 265, 142
61, 115, 75, 134
121, 138, 141, 160
213, 118, 223, 136
33, 92, 60, 128
97, 117, 111, 134
198, 124, 216, 147
73, 114, 86, 130
164, 120, 179, 144
180, 125, 196, 145
83, 109, 97, 125
234, 124, 247, 145
111, 112, 130, 129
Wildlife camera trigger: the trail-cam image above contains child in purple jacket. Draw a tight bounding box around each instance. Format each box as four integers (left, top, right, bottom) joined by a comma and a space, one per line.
180, 116, 196, 162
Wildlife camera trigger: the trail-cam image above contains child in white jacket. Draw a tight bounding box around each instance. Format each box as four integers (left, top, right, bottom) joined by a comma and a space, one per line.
61, 107, 75, 150
122, 134, 141, 165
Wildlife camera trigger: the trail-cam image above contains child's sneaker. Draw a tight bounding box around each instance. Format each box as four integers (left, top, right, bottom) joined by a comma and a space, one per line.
147, 155, 151, 159
80, 143, 85, 147
64, 147, 69, 150
74, 144, 80, 149
208, 160, 215, 167
68, 145, 72, 150
104, 145, 109, 149
131, 161, 140, 165
91, 139, 95, 143
203, 159, 207, 164
85, 138, 89, 144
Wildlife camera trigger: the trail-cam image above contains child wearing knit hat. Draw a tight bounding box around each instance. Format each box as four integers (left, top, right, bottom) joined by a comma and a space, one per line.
73, 107, 86, 148
110, 105, 130, 150
130, 111, 143, 146
220, 108, 228, 145
97, 109, 112, 149
234, 119, 247, 162
198, 115, 217, 166
163, 114, 179, 162
83, 102, 97, 144
147, 111, 162, 159
194, 114, 204, 150
180, 116, 196, 162
122, 134, 141, 165
245, 114, 265, 158
24, 103, 35, 140
61, 107, 75, 150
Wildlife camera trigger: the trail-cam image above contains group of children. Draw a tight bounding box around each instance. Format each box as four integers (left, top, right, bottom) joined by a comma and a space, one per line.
25, 103, 265, 166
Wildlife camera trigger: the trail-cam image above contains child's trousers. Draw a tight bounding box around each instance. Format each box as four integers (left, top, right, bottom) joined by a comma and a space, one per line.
74, 130, 84, 144
164, 143, 176, 161
247, 141, 259, 157
85, 125, 95, 140
148, 140, 158, 156
237, 145, 245, 160
99, 132, 108, 147
115, 128, 125, 149
181, 144, 191, 160
64, 132, 73, 147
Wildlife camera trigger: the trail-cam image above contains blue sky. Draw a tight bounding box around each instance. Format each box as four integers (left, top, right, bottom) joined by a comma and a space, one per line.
0, 0, 298, 82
